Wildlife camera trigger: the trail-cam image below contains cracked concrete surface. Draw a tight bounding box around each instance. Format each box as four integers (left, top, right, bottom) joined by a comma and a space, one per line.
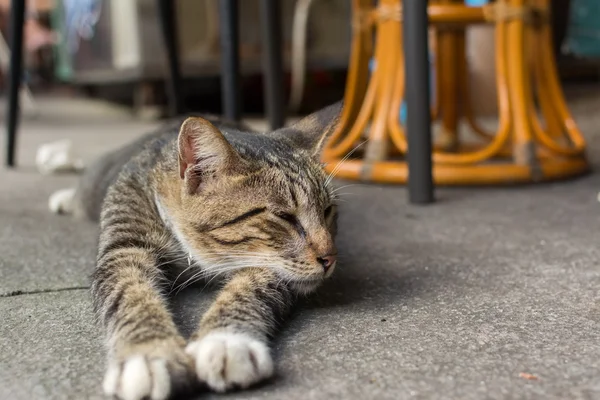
2, 91, 600, 400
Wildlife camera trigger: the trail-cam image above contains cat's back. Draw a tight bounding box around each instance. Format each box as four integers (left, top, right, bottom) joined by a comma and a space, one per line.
72, 123, 177, 221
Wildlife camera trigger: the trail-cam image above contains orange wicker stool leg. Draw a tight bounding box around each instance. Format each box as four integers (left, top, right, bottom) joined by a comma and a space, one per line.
437, 0, 462, 152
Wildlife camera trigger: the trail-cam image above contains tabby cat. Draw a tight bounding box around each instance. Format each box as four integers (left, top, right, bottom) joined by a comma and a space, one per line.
50, 103, 342, 400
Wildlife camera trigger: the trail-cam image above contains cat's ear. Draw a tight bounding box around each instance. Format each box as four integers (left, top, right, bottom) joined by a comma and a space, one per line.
271, 101, 343, 157
177, 117, 241, 193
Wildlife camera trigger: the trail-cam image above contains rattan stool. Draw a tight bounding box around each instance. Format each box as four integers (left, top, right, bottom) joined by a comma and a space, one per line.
322, 0, 590, 185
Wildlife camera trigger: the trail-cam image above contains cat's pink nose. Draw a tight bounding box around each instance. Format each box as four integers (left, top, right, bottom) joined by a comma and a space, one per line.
317, 255, 337, 272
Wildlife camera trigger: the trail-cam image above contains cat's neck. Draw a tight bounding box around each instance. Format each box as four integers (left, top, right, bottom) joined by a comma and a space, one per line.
155, 169, 184, 212
153, 171, 205, 263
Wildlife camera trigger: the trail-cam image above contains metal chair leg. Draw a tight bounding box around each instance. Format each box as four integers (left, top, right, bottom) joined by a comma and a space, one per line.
218, 0, 241, 122
157, 0, 184, 116
5, 0, 26, 167
259, 0, 285, 130
0, 32, 37, 116
404, 0, 434, 204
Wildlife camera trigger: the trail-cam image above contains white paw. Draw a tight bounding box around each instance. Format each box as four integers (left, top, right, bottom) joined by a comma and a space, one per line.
48, 188, 76, 214
186, 332, 273, 392
103, 356, 171, 400
36, 139, 84, 175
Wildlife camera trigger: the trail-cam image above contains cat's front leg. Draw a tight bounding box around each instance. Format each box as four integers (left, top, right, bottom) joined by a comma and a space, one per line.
93, 247, 196, 400
186, 268, 293, 392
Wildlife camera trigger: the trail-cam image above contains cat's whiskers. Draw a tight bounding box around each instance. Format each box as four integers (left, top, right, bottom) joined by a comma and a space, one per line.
156, 253, 190, 270
332, 192, 359, 197
172, 268, 214, 295
324, 140, 368, 187
169, 251, 326, 294
199, 264, 262, 291
202, 250, 274, 257
168, 254, 203, 293
174, 268, 220, 294
331, 192, 359, 201
176, 265, 254, 295
330, 183, 365, 194
330, 196, 348, 203
172, 258, 281, 295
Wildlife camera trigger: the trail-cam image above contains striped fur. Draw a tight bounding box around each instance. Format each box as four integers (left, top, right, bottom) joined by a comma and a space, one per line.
68, 103, 342, 399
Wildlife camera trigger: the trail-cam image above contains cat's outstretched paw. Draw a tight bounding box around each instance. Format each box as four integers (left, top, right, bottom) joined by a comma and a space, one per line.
36, 139, 84, 175
103, 344, 194, 400
48, 188, 76, 215
186, 332, 273, 392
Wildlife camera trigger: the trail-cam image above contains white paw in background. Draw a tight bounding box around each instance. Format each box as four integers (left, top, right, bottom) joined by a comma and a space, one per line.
103, 356, 172, 400
48, 188, 76, 214
186, 332, 274, 392
35, 139, 84, 175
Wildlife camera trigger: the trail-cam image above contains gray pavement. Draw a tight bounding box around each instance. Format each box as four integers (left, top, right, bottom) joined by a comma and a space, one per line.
1, 93, 600, 400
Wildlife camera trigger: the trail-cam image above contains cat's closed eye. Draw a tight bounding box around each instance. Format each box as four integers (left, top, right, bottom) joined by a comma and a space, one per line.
324, 205, 333, 219
275, 211, 296, 224
274, 211, 300, 226
274, 211, 306, 237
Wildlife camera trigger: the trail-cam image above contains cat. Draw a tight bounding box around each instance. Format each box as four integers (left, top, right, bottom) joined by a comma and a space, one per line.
49, 102, 342, 400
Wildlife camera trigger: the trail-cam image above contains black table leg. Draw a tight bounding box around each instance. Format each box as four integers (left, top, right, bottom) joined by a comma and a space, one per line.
403, 0, 434, 204
218, 0, 241, 122
5, 0, 26, 167
259, 0, 285, 130
157, 0, 184, 116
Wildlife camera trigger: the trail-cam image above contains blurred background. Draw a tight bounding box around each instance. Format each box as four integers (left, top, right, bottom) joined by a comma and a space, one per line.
0, 0, 354, 118
0, 0, 598, 120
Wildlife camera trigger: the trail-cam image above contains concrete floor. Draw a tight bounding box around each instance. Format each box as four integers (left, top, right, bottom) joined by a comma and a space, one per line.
2, 92, 600, 400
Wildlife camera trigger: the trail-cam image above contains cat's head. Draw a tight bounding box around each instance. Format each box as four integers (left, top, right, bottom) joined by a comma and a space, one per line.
171, 102, 342, 293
